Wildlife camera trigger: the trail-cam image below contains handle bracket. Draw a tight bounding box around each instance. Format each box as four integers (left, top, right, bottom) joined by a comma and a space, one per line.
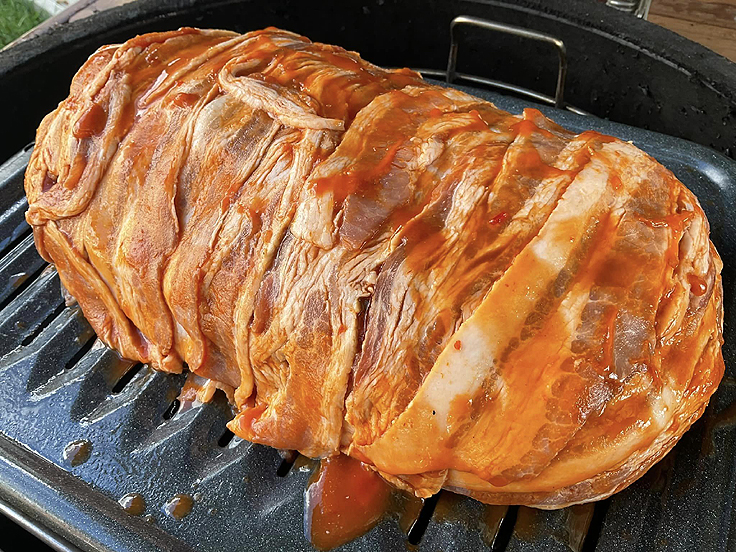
446, 15, 568, 109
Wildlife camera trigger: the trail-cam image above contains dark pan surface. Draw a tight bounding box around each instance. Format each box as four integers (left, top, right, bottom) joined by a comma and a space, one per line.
0, 80, 733, 552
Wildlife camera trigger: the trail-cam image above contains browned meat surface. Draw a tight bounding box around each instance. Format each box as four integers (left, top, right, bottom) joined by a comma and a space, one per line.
25, 27, 724, 507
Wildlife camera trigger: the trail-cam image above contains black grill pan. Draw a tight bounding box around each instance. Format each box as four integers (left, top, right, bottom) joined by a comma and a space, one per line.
0, 79, 734, 552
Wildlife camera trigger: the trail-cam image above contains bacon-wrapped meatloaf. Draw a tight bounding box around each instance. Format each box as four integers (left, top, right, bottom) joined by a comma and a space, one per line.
24, 27, 724, 508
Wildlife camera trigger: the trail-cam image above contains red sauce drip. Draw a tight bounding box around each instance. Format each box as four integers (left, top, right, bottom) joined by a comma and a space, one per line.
172, 92, 199, 108
454, 340, 462, 350
664, 248, 679, 269
688, 274, 708, 296
608, 173, 623, 191
73, 102, 107, 139
388, 205, 418, 231
468, 109, 486, 123
401, 217, 447, 273
640, 211, 694, 231
513, 147, 566, 181
320, 49, 367, 73
313, 139, 403, 204
510, 118, 558, 139
638, 211, 694, 269
560, 131, 618, 174
600, 307, 618, 372
305, 455, 392, 550
489, 211, 508, 225
577, 130, 617, 144
447, 392, 475, 428
237, 35, 420, 124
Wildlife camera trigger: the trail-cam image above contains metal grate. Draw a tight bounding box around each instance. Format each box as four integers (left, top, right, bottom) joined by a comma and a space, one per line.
0, 81, 735, 552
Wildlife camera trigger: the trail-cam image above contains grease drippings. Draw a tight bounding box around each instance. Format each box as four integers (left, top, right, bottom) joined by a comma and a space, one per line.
63, 439, 92, 467
119, 493, 146, 516
481, 504, 510, 548
163, 493, 194, 520
514, 506, 541, 541
304, 455, 392, 550
432, 492, 509, 548
558, 504, 595, 552
391, 491, 425, 536
293, 453, 318, 473
304, 455, 425, 549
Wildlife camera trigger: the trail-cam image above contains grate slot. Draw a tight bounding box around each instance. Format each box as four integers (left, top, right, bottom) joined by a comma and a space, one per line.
0, 149, 31, 200
492, 505, 518, 552
407, 493, 440, 545
581, 500, 609, 552
477, 504, 511, 551
68, 349, 138, 422
23, 307, 95, 392
276, 450, 298, 477
131, 385, 234, 460
217, 428, 235, 448
0, 269, 63, 358
0, 200, 30, 259
0, 238, 45, 313
112, 363, 144, 394
0, 230, 40, 303
29, 340, 110, 401
20, 303, 66, 347
0, 149, 32, 257
163, 399, 180, 420
79, 368, 183, 429
63, 336, 97, 372
500, 504, 601, 552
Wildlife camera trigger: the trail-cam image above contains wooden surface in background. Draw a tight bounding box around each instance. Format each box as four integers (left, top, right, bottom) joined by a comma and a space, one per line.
649, 0, 736, 60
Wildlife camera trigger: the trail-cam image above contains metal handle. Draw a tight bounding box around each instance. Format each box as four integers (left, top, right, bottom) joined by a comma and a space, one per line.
446, 15, 568, 109
606, 0, 652, 19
